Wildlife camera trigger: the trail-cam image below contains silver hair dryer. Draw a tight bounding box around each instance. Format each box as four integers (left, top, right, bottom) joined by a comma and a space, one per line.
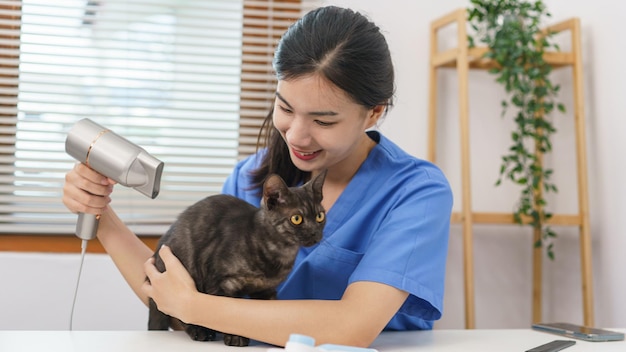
65, 118, 164, 240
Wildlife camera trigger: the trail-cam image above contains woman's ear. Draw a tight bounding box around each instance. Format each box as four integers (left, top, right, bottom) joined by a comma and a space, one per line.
365, 104, 385, 130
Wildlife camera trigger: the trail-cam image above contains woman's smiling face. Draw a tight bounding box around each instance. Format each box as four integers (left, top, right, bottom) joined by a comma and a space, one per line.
272, 74, 382, 176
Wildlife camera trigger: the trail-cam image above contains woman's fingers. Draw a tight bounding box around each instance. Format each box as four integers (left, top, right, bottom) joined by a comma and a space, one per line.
149, 245, 195, 287
74, 162, 117, 186
143, 256, 159, 283
142, 246, 197, 319
158, 245, 187, 273
62, 163, 115, 214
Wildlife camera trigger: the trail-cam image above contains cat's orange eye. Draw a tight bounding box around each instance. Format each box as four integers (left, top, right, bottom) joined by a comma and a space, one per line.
316, 212, 325, 223
290, 214, 303, 225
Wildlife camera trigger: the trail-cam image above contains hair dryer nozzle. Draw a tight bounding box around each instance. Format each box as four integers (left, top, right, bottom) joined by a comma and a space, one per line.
130, 151, 164, 199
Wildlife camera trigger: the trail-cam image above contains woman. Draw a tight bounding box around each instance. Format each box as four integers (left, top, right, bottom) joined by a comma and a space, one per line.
63, 6, 452, 348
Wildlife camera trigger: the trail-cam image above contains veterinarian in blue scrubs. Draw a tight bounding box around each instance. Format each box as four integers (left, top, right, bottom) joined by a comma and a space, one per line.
223, 130, 451, 332
63, 5, 452, 348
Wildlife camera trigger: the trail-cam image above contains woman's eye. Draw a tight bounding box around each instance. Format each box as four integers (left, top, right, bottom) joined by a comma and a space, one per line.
290, 214, 303, 225
278, 105, 293, 114
316, 211, 325, 223
315, 120, 334, 127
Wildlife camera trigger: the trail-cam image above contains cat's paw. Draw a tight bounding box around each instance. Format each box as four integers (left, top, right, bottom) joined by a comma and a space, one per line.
223, 334, 250, 346
185, 325, 217, 341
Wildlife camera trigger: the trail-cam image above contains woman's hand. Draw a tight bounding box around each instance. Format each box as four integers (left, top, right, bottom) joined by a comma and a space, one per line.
62, 163, 116, 215
142, 245, 198, 321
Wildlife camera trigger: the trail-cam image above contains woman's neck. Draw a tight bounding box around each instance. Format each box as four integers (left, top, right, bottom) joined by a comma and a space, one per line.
319, 134, 377, 211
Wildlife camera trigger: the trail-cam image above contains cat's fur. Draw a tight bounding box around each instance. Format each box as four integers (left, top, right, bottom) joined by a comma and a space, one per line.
148, 171, 326, 346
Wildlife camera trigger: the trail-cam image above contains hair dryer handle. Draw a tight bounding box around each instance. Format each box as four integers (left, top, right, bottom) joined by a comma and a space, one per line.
76, 213, 99, 240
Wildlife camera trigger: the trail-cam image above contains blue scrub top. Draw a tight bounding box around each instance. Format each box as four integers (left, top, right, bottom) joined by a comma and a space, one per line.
221, 131, 453, 331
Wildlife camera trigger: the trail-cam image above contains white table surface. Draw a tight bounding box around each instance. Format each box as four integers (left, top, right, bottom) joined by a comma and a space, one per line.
0, 329, 624, 352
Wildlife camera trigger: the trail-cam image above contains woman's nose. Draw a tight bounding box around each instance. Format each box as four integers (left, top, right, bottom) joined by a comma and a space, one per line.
285, 116, 311, 146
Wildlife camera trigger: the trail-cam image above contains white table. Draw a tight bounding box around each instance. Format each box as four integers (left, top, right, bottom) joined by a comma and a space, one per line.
0, 329, 624, 352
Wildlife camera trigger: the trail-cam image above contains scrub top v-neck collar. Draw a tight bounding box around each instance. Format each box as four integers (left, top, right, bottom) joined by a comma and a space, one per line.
322, 131, 382, 239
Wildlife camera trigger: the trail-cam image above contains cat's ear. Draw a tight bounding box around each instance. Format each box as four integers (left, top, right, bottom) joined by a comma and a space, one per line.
262, 174, 289, 210
306, 169, 326, 202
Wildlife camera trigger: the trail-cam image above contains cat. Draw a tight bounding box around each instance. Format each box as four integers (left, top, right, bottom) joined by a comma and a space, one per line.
148, 170, 327, 346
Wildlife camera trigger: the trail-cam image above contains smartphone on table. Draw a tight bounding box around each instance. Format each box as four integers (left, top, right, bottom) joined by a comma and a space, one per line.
532, 322, 625, 342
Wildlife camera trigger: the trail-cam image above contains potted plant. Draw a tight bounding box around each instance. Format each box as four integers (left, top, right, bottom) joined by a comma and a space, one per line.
466, 0, 565, 259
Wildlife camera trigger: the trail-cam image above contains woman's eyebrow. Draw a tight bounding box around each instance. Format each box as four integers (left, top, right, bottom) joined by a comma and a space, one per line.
275, 92, 338, 117
275, 92, 293, 110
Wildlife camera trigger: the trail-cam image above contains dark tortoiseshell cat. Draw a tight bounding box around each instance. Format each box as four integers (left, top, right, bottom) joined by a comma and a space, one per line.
148, 171, 326, 346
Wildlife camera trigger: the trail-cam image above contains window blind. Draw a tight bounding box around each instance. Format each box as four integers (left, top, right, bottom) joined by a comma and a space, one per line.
1, 0, 243, 235
0, 0, 317, 236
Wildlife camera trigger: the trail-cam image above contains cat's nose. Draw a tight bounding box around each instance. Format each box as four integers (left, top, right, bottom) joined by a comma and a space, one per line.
301, 233, 322, 247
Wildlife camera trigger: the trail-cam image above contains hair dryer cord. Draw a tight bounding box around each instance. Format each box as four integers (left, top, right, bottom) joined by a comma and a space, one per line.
70, 239, 89, 331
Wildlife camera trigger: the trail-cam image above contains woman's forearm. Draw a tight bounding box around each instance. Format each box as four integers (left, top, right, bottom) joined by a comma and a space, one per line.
97, 206, 155, 306
186, 295, 354, 347
182, 281, 408, 347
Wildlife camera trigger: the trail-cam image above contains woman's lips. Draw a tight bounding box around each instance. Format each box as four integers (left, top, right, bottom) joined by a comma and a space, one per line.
292, 149, 321, 161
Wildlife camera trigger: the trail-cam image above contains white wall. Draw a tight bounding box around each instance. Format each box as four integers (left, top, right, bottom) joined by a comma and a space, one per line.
0, 251, 147, 330
1, 0, 624, 331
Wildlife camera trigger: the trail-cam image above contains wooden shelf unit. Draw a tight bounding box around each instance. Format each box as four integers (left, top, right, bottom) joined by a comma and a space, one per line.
427, 9, 594, 329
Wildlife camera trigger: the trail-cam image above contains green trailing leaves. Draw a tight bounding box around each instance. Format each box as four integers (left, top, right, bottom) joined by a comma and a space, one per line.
468, 0, 565, 260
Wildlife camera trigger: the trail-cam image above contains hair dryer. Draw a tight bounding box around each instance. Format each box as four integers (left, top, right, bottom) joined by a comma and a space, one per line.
65, 118, 164, 241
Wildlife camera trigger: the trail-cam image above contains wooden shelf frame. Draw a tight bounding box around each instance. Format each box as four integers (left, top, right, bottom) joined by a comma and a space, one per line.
427, 9, 594, 329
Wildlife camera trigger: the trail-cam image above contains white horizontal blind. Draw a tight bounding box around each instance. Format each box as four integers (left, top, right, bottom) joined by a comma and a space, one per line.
1, 0, 246, 235
1, 0, 319, 236
238, 0, 319, 157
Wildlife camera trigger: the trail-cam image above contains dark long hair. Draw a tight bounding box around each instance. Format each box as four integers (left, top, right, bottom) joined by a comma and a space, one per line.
250, 6, 395, 191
